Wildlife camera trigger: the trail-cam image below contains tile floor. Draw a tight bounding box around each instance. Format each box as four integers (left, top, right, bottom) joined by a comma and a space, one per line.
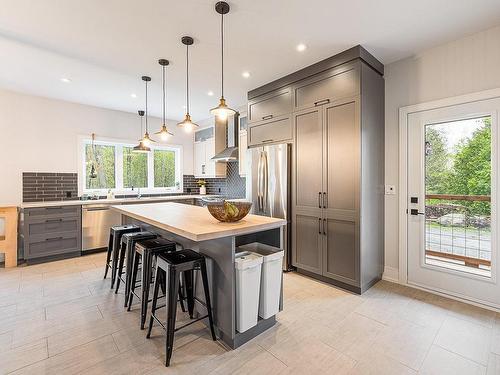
0, 252, 499, 374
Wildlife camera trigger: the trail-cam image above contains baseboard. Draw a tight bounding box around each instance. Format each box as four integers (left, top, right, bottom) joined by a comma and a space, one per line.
382, 266, 399, 283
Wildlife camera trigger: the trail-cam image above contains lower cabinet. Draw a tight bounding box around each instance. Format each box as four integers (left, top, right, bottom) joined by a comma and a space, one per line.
293, 213, 322, 275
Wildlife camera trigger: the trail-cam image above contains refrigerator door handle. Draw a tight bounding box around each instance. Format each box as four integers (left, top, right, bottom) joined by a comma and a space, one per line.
262, 150, 268, 212
257, 150, 264, 211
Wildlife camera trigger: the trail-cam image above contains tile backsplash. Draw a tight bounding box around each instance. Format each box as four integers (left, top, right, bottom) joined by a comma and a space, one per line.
23, 172, 78, 202
183, 162, 246, 198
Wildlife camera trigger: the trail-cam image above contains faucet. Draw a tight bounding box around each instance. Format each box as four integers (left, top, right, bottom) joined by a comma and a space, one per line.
132, 186, 141, 199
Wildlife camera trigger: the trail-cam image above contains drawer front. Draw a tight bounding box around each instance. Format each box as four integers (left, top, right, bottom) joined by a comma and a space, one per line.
293, 67, 359, 110
27, 216, 80, 236
248, 116, 292, 146
26, 233, 81, 259
248, 88, 292, 123
25, 205, 81, 221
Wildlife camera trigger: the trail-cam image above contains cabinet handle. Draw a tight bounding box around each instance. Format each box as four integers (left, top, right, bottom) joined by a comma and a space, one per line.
318, 192, 322, 208
46, 236, 63, 241
261, 139, 274, 143
323, 192, 327, 208
202, 165, 205, 174
314, 99, 330, 107
318, 218, 322, 234
323, 219, 327, 235
262, 114, 273, 120
45, 218, 63, 223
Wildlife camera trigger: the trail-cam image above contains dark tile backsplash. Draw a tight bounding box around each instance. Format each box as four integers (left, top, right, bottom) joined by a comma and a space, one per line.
23, 172, 78, 202
183, 162, 246, 198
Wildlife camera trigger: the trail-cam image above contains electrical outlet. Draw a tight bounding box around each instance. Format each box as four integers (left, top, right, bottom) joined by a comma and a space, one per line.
385, 185, 396, 195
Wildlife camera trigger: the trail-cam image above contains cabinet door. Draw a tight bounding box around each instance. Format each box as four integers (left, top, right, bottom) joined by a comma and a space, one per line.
322, 98, 360, 284
294, 108, 323, 210
248, 88, 292, 123
293, 213, 322, 274
239, 131, 247, 176
204, 138, 216, 177
247, 116, 292, 146
194, 142, 205, 177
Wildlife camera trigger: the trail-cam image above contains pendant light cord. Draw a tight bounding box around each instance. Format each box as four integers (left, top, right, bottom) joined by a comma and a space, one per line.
162, 65, 166, 125
221, 11, 224, 99
145, 80, 148, 132
186, 43, 190, 115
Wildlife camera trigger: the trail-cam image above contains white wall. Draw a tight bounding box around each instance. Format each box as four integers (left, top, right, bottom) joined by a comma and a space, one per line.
0, 89, 193, 206
384, 25, 500, 273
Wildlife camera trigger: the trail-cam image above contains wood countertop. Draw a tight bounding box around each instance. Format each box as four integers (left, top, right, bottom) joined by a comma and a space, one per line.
111, 202, 286, 242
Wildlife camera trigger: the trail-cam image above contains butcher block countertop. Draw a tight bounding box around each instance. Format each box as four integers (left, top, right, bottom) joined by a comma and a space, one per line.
111, 202, 286, 242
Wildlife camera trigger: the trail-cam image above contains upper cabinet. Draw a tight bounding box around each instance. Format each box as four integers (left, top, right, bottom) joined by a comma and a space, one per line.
247, 88, 292, 123
193, 120, 226, 178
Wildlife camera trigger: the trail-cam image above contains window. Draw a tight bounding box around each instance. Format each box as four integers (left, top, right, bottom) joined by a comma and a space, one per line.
85, 144, 115, 189
81, 137, 182, 194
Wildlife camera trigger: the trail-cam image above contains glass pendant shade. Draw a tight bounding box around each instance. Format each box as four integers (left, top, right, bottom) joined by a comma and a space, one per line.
177, 36, 199, 133
155, 59, 174, 141
210, 97, 236, 120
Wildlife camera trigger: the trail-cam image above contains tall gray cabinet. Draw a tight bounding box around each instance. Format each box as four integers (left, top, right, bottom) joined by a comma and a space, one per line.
247, 46, 384, 294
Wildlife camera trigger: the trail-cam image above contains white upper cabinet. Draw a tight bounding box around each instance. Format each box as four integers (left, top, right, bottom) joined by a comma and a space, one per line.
193, 122, 226, 178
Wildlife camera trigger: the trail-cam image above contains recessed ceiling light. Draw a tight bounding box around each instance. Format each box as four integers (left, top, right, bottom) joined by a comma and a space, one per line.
130, 93, 137, 98
296, 43, 307, 52
242, 71, 250, 78
60, 77, 72, 83
207, 91, 214, 96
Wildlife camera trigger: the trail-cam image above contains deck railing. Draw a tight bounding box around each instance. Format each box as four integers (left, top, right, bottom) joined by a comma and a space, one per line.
424, 194, 491, 269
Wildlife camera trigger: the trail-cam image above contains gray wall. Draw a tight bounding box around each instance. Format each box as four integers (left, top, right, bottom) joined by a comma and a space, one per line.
384, 24, 500, 274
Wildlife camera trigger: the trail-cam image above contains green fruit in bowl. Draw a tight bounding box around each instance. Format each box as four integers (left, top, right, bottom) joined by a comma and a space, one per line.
224, 201, 240, 218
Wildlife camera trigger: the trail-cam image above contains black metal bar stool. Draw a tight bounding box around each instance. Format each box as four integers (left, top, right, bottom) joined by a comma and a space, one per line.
103, 224, 140, 289
114, 231, 157, 304
146, 249, 216, 367
127, 237, 178, 329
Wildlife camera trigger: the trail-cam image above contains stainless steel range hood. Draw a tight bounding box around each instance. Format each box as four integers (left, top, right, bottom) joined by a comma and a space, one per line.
211, 113, 239, 162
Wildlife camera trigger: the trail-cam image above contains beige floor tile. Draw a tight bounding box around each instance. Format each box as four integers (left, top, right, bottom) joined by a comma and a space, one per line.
435, 316, 492, 365
0, 338, 48, 374
420, 345, 486, 375
487, 353, 500, 375
0, 331, 13, 352
9, 335, 119, 375
349, 350, 416, 375
0, 308, 46, 335
448, 301, 496, 328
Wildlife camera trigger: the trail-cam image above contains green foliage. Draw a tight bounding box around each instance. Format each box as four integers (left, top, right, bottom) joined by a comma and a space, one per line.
123, 147, 148, 188
86, 144, 115, 189
425, 128, 450, 194
154, 150, 176, 188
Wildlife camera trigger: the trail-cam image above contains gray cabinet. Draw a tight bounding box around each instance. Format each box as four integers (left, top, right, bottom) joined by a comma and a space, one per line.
248, 46, 385, 294
24, 205, 82, 262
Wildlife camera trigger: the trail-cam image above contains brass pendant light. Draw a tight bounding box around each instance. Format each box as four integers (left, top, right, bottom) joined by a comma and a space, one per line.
155, 59, 174, 141
139, 75, 155, 146
177, 36, 199, 133
210, 1, 236, 120
89, 133, 98, 179
133, 110, 151, 153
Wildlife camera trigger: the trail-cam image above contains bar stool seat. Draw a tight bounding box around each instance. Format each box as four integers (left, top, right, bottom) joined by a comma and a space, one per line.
127, 237, 177, 329
103, 224, 141, 289
114, 231, 157, 305
146, 249, 216, 367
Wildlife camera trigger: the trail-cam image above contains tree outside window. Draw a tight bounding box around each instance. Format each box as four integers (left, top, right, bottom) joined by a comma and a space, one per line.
123, 147, 148, 188
154, 149, 176, 188
85, 144, 115, 189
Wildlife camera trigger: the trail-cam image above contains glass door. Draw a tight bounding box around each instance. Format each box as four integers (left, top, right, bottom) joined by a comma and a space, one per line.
407, 98, 499, 307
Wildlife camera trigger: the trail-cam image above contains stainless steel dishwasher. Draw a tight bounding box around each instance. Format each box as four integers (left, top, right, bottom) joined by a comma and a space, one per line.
82, 203, 122, 252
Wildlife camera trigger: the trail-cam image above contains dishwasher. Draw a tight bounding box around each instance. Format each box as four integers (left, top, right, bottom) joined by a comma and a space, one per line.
82, 204, 123, 252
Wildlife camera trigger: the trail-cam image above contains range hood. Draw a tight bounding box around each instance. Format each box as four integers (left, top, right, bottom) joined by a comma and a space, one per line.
211, 113, 239, 162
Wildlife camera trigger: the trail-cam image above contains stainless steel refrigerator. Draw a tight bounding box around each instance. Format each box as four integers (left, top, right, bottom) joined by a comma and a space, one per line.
246, 143, 292, 271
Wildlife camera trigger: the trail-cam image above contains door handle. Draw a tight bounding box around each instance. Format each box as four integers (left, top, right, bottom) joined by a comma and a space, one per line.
318, 218, 322, 234
323, 219, 327, 235
314, 99, 330, 107
323, 192, 327, 209
410, 209, 425, 216
262, 114, 273, 120
257, 151, 264, 211
318, 192, 322, 208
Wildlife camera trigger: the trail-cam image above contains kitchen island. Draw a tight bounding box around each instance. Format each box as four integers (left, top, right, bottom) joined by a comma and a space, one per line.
111, 202, 286, 349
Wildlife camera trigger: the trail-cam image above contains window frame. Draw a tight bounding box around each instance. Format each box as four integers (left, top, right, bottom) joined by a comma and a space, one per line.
78, 135, 183, 196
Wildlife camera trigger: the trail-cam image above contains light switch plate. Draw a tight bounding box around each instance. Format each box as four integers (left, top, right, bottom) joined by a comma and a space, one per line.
385, 185, 396, 195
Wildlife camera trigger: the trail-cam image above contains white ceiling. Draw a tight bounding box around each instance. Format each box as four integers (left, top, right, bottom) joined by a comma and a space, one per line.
1, 0, 500, 122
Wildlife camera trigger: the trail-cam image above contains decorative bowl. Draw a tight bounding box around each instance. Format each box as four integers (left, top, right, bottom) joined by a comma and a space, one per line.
204, 199, 252, 222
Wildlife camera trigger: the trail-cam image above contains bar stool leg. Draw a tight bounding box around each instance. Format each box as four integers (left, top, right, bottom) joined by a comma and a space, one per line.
127, 252, 140, 311
124, 240, 133, 307
200, 260, 216, 341
183, 270, 195, 319
178, 284, 186, 313
146, 266, 162, 339
115, 241, 127, 294
165, 267, 180, 367
110, 234, 120, 289
140, 251, 153, 329
103, 232, 113, 279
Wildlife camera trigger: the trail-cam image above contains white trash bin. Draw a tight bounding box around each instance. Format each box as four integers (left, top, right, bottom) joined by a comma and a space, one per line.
235, 251, 263, 333
238, 243, 284, 319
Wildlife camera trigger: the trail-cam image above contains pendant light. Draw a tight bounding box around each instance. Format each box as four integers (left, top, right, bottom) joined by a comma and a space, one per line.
140, 75, 156, 146
210, 1, 236, 120
155, 59, 174, 141
89, 133, 97, 179
133, 110, 151, 153
177, 36, 199, 133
